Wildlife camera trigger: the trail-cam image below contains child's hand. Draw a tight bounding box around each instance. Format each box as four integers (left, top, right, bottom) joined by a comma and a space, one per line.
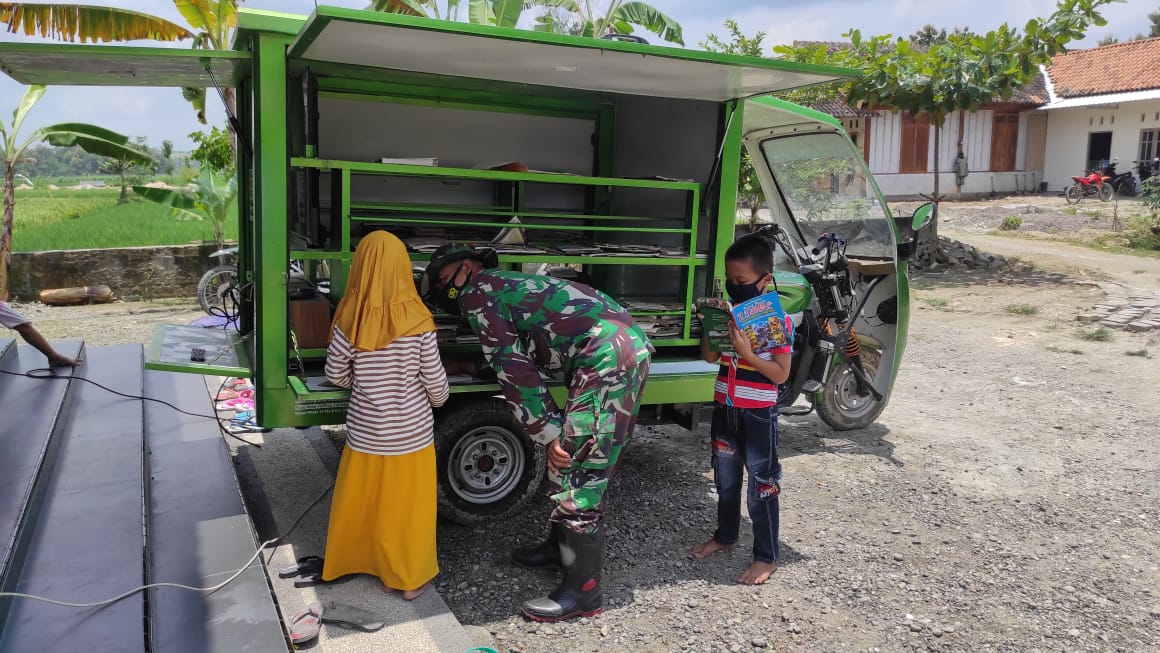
546, 438, 572, 472
728, 321, 754, 360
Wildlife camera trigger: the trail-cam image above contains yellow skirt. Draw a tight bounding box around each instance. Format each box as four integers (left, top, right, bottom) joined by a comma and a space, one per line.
321, 444, 438, 591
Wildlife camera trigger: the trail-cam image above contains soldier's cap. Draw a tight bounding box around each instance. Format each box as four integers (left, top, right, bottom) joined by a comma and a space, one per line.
422, 243, 499, 293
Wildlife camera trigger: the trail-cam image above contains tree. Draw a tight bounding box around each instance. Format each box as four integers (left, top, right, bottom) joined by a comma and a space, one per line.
702, 20, 767, 230
839, 0, 1115, 263
189, 127, 234, 176
133, 166, 236, 247
909, 24, 973, 47
1098, 34, 1120, 45
529, 0, 684, 45
160, 139, 174, 174
1, 85, 153, 299
101, 136, 155, 204
0, 2, 240, 126
1150, 5, 1160, 37
369, 0, 530, 28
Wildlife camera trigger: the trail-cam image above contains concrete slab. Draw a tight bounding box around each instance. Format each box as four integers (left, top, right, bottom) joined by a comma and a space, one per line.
215, 379, 479, 653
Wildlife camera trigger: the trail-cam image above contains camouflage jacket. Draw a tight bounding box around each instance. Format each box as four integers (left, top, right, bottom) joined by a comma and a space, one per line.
459, 270, 654, 444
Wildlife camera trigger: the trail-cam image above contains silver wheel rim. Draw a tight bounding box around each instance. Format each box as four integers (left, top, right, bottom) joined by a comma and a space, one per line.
446, 426, 525, 505
203, 271, 237, 309
828, 363, 880, 419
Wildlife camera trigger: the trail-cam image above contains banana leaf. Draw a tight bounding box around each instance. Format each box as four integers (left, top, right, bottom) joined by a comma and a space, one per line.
0, 3, 192, 42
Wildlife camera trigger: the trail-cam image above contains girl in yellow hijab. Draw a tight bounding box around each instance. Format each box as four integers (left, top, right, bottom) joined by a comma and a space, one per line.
321, 230, 449, 600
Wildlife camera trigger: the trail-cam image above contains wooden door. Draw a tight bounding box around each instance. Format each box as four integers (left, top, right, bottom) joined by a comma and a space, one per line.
899, 114, 930, 173
990, 112, 1019, 172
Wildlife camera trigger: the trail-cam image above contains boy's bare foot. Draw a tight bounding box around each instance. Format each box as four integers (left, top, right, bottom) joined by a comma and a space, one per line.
48, 355, 79, 367
402, 583, 429, 601
690, 538, 734, 559
738, 560, 777, 585
381, 581, 398, 593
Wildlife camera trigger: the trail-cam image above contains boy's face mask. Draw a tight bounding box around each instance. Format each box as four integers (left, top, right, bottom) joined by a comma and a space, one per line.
725, 274, 771, 304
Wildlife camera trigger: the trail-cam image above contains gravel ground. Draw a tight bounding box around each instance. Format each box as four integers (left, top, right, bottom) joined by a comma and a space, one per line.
432, 262, 1160, 653
893, 194, 1153, 237
7, 297, 204, 346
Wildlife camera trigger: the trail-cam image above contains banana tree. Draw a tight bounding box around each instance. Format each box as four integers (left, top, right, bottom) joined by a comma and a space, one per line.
132, 166, 236, 247
530, 0, 684, 45
0, 2, 238, 124
369, 0, 528, 28
1, 84, 154, 300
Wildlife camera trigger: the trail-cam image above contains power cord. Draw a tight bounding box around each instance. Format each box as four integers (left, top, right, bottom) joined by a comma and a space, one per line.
0, 481, 333, 609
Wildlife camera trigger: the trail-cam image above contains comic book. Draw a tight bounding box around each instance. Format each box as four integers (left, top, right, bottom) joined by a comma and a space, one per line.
695, 294, 791, 354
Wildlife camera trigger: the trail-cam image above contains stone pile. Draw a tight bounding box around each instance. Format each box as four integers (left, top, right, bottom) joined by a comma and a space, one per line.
1077, 283, 1160, 332
911, 236, 1009, 270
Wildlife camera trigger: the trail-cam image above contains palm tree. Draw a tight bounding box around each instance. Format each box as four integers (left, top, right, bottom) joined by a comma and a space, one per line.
529, 0, 684, 45
1, 85, 154, 300
0, 2, 239, 123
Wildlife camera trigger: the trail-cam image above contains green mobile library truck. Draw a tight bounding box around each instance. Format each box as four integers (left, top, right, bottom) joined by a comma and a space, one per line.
0, 6, 930, 524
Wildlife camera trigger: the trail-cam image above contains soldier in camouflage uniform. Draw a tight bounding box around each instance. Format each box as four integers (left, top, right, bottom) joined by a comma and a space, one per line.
426, 244, 653, 622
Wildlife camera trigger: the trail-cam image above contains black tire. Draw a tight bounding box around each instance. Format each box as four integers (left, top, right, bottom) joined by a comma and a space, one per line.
815, 349, 886, 431
197, 265, 239, 314
1098, 182, 1114, 202
435, 397, 546, 525
1064, 185, 1082, 204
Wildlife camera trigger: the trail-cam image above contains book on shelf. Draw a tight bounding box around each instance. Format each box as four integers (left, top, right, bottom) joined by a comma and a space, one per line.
695, 294, 791, 354
379, 156, 438, 166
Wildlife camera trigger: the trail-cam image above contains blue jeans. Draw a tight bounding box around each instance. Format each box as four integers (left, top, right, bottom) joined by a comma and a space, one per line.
710, 404, 781, 563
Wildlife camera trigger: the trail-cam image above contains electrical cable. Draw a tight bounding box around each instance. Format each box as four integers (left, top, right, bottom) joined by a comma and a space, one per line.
0, 481, 333, 609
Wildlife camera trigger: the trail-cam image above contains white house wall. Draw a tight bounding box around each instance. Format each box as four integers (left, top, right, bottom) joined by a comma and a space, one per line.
926, 112, 960, 173
963, 110, 993, 173
1041, 99, 1160, 191
869, 113, 901, 174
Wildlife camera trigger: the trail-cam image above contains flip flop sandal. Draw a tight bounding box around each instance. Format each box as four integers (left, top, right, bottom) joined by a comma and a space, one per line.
216, 398, 255, 412
225, 420, 270, 435
231, 410, 255, 422
293, 572, 326, 588
321, 601, 385, 633
278, 555, 325, 579
289, 603, 323, 645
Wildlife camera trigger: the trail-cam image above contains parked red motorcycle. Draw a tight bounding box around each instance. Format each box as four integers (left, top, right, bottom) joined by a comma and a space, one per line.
1064, 168, 1113, 204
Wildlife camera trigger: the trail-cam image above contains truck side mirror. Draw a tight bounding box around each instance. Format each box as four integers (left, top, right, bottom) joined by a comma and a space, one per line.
897, 202, 935, 261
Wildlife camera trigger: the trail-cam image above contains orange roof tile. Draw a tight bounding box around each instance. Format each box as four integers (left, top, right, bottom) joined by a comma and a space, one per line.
1047, 37, 1160, 98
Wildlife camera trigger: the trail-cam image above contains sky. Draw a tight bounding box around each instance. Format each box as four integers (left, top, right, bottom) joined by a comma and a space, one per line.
0, 0, 1152, 151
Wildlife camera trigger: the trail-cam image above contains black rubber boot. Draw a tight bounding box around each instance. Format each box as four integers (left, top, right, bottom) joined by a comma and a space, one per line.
521, 526, 605, 622
511, 523, 562, 570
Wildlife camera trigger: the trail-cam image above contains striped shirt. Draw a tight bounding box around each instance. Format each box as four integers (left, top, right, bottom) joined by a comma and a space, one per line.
325, 327, 450, 456
714, 315, 794, 409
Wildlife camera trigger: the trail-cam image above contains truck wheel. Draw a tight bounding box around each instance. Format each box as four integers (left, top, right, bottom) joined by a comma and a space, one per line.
435, 398, 546, 525
815, 350, 886, 431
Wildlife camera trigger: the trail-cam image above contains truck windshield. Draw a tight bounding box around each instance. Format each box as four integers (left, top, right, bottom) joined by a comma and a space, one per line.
760, 132, 894, 259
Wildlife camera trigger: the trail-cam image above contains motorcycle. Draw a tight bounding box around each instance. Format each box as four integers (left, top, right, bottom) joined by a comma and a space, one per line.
1064, 168, 1113, 204
1102, 159, 1138, 197
1136, 158, 1160, 185
197, 247, 329, 315
749, 203, 934, 431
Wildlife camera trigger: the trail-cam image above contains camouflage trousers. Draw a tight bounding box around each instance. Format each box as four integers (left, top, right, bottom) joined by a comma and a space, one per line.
547, 356, 650, 535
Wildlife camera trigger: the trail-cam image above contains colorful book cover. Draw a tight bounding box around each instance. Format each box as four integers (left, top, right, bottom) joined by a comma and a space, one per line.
696, 294, 791, 354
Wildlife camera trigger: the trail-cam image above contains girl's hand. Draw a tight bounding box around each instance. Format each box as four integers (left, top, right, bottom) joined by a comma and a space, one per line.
546, 438, 572, 472
728, 321, 755, 360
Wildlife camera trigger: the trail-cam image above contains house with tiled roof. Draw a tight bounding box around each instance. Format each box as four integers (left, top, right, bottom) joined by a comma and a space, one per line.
789, 41, 1052, 199
1039, 37, 1160, 190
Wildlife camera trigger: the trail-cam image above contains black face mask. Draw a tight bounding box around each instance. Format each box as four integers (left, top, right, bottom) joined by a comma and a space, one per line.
725, 277, 767, 304
435, 263, 472, 315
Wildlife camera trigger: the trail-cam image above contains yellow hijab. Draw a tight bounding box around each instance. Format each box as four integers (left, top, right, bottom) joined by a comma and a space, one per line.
330, 231, 435, 351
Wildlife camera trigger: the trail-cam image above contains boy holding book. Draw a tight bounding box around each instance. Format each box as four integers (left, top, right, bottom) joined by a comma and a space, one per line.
692, 235, 792, 585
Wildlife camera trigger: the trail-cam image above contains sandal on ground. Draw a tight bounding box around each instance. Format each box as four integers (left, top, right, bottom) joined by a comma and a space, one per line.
289, 603, 323, 644
278, 555, 324, 579
321, 601, 385, 633
293, 572, 326, 588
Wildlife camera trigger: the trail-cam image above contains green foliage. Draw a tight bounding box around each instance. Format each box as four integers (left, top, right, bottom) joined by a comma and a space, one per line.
530, 0, 684, 45
12, 187, 238, 252
1141, 175, 1160, 218
133, 167, 237, 246
1005, 303, 1039, 315
1125, 349, 1151, 358
999, 215, 1023, 231
1078, 326, 1113, 342
702, 20, 767, 227
188, 126, 233, 175
100, 136, 156, 204
1151, 5, 1160, 37
910, 24, 974, 47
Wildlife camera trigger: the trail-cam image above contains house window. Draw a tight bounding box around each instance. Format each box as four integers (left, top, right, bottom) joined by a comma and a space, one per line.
990, 112, 1020, 172
1141, 129, 1159, 161
899, 114, 929, 173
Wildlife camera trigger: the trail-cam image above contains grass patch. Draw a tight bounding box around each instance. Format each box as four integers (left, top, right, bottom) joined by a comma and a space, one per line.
11, 187, 236, 251
1005, 303, 1039, 315
1047, 345, 1085, 355
1077, 327, 1113, 342
1125, 349, 1152, 358
999, 215, 1022, 231
920, 297, 950, 309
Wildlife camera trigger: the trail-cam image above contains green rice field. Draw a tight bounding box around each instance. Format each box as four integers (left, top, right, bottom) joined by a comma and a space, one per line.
9, 186, 238, 252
